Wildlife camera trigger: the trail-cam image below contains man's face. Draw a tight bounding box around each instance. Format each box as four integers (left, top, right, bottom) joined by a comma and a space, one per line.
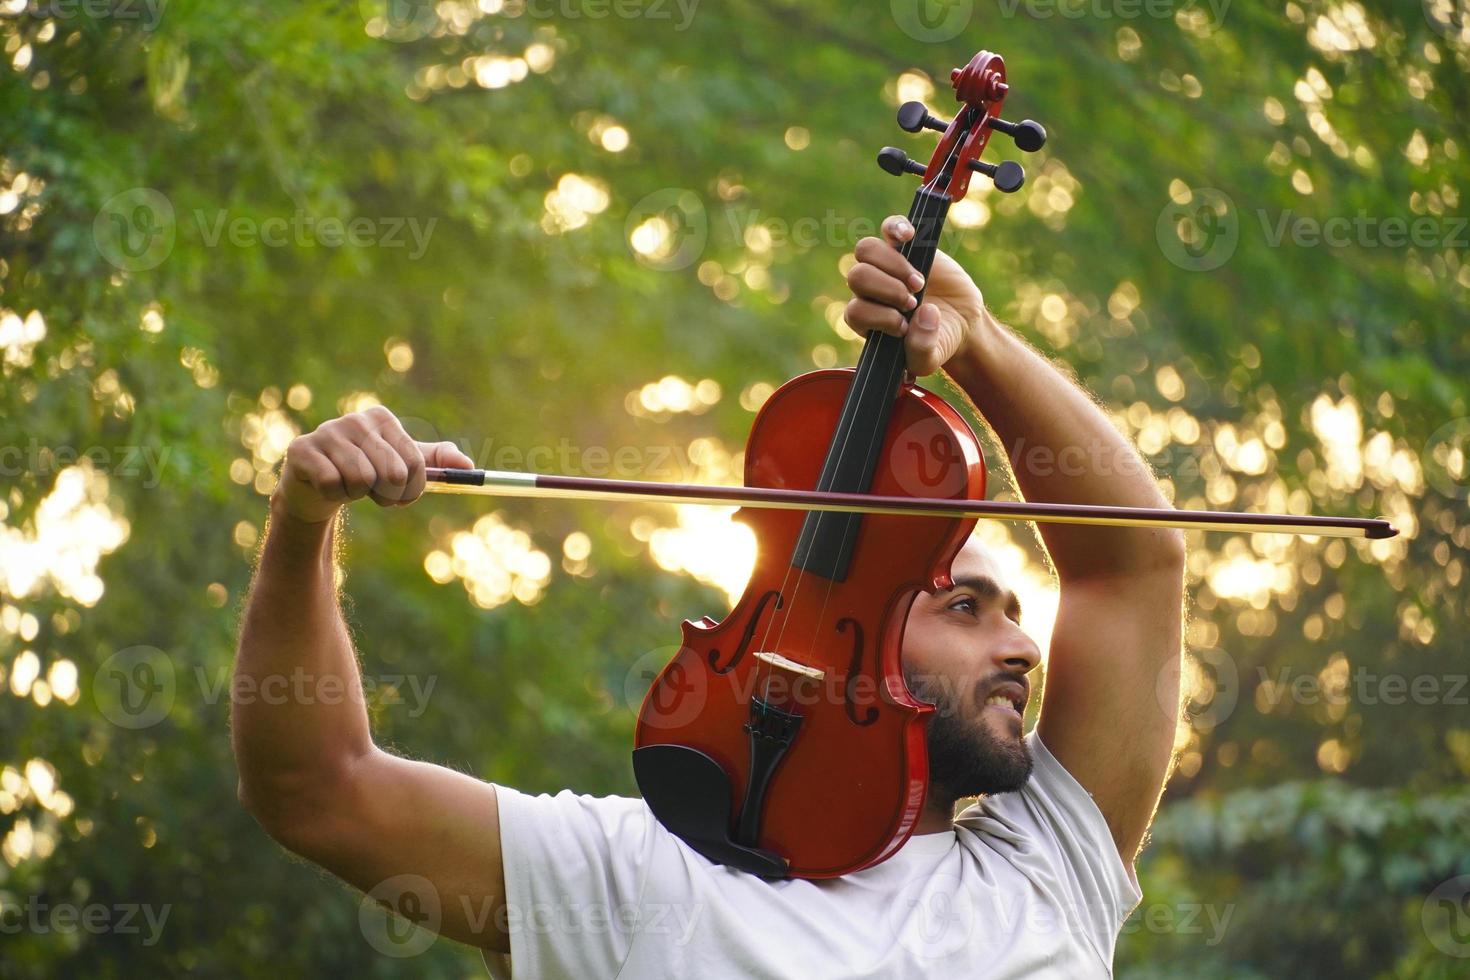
902, 538, 1042, 807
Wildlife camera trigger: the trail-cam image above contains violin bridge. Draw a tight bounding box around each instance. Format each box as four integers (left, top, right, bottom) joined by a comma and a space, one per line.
753, 651, 825, 681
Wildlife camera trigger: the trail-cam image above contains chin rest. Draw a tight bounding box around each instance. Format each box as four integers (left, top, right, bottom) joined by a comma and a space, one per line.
633, 744, 789, 878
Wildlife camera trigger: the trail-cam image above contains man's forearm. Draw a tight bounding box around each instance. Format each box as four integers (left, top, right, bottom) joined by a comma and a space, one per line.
945, 310, 1184, 581
232, 500, 374, 818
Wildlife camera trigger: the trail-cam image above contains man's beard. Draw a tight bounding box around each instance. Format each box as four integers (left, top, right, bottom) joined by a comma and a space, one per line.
906, 670, 1033, 808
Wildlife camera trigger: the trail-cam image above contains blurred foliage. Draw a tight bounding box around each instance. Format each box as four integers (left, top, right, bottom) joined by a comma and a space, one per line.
1, 0, 1467, 976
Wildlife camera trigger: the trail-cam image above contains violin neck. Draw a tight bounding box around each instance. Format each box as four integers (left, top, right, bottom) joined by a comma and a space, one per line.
788, 186, 952, 582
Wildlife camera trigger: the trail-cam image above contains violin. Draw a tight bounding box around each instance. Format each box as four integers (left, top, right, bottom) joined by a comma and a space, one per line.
424, 50, 1394, 878
625, 50, 1036, 879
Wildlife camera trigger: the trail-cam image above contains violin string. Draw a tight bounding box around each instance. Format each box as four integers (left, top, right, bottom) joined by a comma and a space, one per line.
751, 104, 976, 711
757, 106, 972, 682
785, 105, 974, 680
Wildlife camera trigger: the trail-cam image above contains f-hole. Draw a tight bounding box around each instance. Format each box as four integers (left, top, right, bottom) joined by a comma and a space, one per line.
709, 590, 783, 675
838, 617, 878, 726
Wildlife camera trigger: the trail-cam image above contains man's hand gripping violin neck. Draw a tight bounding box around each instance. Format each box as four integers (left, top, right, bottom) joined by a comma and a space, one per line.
845, 215, 1186, 860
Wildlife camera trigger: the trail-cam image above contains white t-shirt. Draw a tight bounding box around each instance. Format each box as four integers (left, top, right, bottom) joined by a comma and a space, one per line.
485, 730, 1141, 979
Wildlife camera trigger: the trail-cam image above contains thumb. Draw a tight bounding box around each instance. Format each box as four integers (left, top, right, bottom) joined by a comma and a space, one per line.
420, 440, 475, 469
905, 303, 959, 375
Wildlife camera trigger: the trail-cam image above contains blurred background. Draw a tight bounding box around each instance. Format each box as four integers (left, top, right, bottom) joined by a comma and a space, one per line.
2, 0, 1468, 976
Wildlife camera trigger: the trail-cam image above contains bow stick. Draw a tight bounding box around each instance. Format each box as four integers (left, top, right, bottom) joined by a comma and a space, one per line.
422, 467, 1397, 539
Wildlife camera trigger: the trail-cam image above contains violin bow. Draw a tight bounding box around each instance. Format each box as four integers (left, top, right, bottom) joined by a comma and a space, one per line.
422, 467, 1397, 539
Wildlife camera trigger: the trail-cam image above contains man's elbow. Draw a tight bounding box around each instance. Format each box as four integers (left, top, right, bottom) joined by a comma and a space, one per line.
236, 763, 356, 859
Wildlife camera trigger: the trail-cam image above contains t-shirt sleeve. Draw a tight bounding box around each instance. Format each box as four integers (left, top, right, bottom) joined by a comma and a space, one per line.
484, 785, 656, 980
956, 730, 1143, 967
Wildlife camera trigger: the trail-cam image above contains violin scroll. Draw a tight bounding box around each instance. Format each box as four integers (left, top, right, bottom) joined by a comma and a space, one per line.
877, 50, 1047, 198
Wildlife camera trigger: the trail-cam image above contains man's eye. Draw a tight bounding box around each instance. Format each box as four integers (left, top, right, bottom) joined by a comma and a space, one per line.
948, 596, 977, 614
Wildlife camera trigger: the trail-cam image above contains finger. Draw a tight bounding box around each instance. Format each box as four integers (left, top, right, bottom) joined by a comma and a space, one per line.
845, 298, 908, 338
287, 444, 350, 502
360, 433, 412, 507
904, 304, 951, 375
372, 424, 427, 505
420, 440, 474, 470
319, 440, 378, 502
881, 215, 916, 247
854, 236, 925, 293
846, 262, 919, 313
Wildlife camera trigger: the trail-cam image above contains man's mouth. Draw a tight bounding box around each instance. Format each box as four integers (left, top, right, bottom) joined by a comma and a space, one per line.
981, 680, 1028, 718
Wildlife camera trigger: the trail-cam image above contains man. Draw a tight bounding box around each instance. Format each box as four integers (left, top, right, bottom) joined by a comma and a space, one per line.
233, 215, 1186, 977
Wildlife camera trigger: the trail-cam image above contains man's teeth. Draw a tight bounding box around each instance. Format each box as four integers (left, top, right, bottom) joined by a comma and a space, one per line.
985, 694, 1018, 710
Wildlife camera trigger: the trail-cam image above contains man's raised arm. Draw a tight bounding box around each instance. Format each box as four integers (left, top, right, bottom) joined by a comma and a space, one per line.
231, 405, 512, 951
844, 217, 1186, 861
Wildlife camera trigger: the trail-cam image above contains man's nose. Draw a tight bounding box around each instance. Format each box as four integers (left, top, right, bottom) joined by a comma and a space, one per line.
990, 618, 1041, 675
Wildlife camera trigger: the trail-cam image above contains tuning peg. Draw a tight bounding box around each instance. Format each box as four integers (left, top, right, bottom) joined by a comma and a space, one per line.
897, 101, 950, 134
877, 147, 927, 177
987, 117, 1047, 153
968, 159, 1025, 193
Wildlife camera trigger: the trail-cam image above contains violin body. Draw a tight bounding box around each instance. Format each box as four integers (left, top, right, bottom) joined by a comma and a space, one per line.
631, 50, 1030, 879
634, 370, 985, 877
